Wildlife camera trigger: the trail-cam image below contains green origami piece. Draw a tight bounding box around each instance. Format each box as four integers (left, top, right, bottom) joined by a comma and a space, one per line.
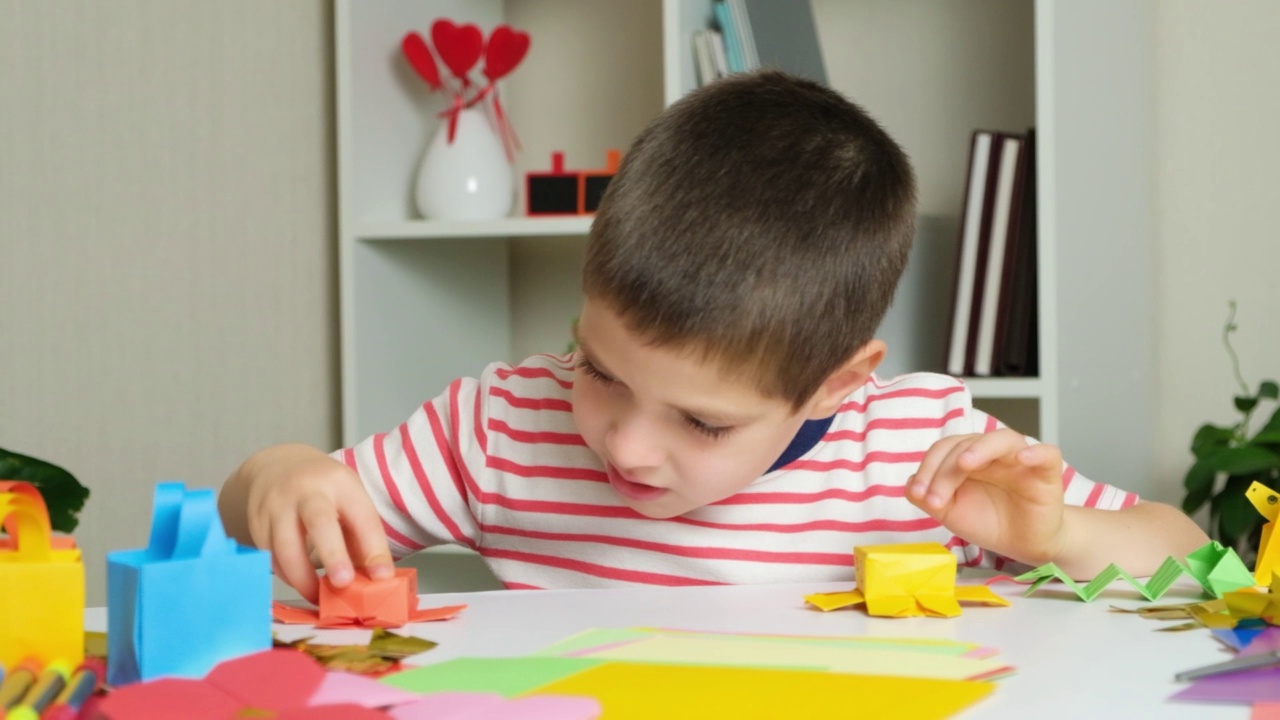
1013, 541, 1256, 601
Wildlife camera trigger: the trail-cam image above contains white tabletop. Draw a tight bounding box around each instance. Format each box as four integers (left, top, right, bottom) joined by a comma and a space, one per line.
87, 579, 1251, 719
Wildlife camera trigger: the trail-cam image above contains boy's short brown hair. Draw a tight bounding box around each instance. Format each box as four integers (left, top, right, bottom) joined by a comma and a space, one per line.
583, 70, 917, 411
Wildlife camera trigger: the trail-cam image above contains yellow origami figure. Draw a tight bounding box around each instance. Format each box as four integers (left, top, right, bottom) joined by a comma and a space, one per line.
1248, 481, 1280, 586
806, 543, 1009, 618
0, 481, 85, 666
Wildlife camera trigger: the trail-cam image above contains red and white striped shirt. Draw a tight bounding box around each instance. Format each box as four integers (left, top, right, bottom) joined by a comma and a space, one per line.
339, 354, 1138, 589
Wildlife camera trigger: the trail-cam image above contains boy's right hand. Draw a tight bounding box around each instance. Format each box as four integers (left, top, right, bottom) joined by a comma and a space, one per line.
221, 444, 395, 603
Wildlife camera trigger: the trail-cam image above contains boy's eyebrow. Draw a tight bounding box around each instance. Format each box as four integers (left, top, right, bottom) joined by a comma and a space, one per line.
577, 339, 755, 426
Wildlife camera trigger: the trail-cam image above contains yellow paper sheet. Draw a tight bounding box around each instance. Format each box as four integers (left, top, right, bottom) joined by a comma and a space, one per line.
528, 661, 993, 720
574, 634, 1010, 681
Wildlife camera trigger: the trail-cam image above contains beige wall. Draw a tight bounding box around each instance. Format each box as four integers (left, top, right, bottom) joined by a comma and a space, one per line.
4, 1, 1279, 604
0, 2, 337, 604
1152, 1, 1280, 508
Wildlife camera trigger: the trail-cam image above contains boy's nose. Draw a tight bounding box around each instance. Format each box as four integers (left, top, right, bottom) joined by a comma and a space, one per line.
605, 413, 664, 470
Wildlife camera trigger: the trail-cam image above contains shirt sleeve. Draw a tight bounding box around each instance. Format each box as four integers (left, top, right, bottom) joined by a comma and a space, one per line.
331, 376, 490, 559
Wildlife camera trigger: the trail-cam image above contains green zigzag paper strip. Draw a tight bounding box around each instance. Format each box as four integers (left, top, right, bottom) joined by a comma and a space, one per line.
1013, 541, 1256, 601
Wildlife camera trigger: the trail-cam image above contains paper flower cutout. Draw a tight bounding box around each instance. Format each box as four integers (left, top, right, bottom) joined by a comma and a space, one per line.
96, 649, 421, 719
272, 568, 465, 629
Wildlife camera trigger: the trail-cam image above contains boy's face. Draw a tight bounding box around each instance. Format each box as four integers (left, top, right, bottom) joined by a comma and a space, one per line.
571, 298, 816, 519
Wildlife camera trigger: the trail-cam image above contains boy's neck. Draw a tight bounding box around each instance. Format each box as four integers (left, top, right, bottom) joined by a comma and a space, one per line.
766, 414, 836, 473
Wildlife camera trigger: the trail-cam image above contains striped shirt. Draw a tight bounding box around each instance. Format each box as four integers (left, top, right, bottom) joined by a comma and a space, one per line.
339, 353, 1138, 589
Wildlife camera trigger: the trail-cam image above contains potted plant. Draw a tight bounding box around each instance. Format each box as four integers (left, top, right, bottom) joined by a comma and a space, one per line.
1181, 301, 1280, 563
0, 447, 90, 533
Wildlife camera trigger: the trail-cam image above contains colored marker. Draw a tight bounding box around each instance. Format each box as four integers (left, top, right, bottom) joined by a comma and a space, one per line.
9, 660, 69, 716
0, 659, 41, 710
36, 659, 101, 720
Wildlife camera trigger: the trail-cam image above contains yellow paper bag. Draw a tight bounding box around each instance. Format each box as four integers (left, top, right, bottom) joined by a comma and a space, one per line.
0, 481, 85, 666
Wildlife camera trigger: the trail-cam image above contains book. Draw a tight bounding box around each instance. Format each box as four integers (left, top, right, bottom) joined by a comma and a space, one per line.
995, 128, 1039, 376
945, 131, 996, 377
693, 31, 717, 86
972, 134, 1026, 376
713, 1, 745, 73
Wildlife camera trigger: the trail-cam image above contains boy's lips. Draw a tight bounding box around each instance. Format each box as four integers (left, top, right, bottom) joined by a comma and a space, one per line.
606, 465, 668, 502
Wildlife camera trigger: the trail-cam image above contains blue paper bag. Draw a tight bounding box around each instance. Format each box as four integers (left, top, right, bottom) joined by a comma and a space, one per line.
107, 482, 271, 685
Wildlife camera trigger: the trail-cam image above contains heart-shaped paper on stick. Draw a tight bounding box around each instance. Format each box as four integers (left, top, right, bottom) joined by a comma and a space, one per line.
401, 32, 441, 90
483, 25, 531, 83
431, 19, 483, 85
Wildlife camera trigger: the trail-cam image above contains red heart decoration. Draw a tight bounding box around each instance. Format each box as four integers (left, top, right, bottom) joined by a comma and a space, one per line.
431, 19, 483, 84
401, 31, 441, 90
484, 25, 531, 83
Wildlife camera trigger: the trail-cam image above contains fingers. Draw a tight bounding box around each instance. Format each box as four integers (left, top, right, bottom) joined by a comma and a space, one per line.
337, 483, 396, 580
298, 494, 356, 588
908, 429, 1038, 514
269, 517, 321, 604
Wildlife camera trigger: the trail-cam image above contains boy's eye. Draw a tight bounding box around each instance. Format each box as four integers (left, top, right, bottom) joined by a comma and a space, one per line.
685, 415, 732, 440
577, 358, 615, 385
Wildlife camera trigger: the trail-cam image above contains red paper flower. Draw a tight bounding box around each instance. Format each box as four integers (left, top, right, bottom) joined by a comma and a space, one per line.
96, 649, 404, 719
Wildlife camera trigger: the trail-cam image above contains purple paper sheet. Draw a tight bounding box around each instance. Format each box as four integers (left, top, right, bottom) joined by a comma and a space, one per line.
1170, 665, 1280, 704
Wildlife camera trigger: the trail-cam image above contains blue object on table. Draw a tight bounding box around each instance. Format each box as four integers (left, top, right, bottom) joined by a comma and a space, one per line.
106, 482, 271, 686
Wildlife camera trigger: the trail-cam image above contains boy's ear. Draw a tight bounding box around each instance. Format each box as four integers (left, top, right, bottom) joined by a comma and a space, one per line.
806, 340, 886, 419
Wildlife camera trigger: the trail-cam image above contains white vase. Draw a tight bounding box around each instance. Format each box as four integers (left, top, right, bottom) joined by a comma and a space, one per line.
414, 106, 514, 221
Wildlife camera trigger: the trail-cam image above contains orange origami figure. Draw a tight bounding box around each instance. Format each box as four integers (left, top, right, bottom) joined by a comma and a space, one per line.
806, 543, 1010, 618
272, 568, 465, 628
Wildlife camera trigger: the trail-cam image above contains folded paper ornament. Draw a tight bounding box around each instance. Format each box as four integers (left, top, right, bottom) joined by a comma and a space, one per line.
107, 482, 272, 685
806, 543, 1009, 618
0, 480, 84, 666
272, 568, 465, 629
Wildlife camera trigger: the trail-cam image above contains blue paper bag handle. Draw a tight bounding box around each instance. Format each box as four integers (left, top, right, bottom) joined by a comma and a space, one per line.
145, 482, 238, 561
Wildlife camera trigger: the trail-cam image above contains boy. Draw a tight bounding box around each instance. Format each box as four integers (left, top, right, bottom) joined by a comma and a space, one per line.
219, 71, 1207, 603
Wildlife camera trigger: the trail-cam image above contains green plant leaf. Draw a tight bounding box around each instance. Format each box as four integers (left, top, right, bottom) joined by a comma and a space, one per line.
1182, 454, 1219, 514
1190, 423, 1235, 458
0, 447, 90, 533
1213, 475, 1261, 551
1259, 381, 1280, 400
1198, 445, 1280, 475
1235, 395, 1259, 414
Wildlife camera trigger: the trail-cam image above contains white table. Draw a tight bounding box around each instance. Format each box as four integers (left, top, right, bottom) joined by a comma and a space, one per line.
87, 579, 1251, 719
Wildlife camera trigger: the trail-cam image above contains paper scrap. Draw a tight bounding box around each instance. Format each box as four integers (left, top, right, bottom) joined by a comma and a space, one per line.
98, 648, 414, 719
388, 692, 601, 720
530, 660, 993, 720
993, 541, 1255, 602
536, 628, 983, 658
1171, 665, 1280, 704
544, 633, 1009, 681
380, 657, 603, 697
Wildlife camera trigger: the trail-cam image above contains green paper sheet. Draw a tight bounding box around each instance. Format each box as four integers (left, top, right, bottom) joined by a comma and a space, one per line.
1013, 541, 1255, 601
380, 657, 602, 696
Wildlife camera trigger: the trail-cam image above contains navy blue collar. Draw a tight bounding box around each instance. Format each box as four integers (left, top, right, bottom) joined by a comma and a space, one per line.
766, 414, 835, 473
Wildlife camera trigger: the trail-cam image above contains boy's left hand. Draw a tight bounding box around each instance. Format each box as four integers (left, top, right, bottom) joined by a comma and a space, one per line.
906, 429, 1067, 566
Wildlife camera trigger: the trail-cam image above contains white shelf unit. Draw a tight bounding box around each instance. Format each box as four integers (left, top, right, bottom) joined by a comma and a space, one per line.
335, 1, 1159, 583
